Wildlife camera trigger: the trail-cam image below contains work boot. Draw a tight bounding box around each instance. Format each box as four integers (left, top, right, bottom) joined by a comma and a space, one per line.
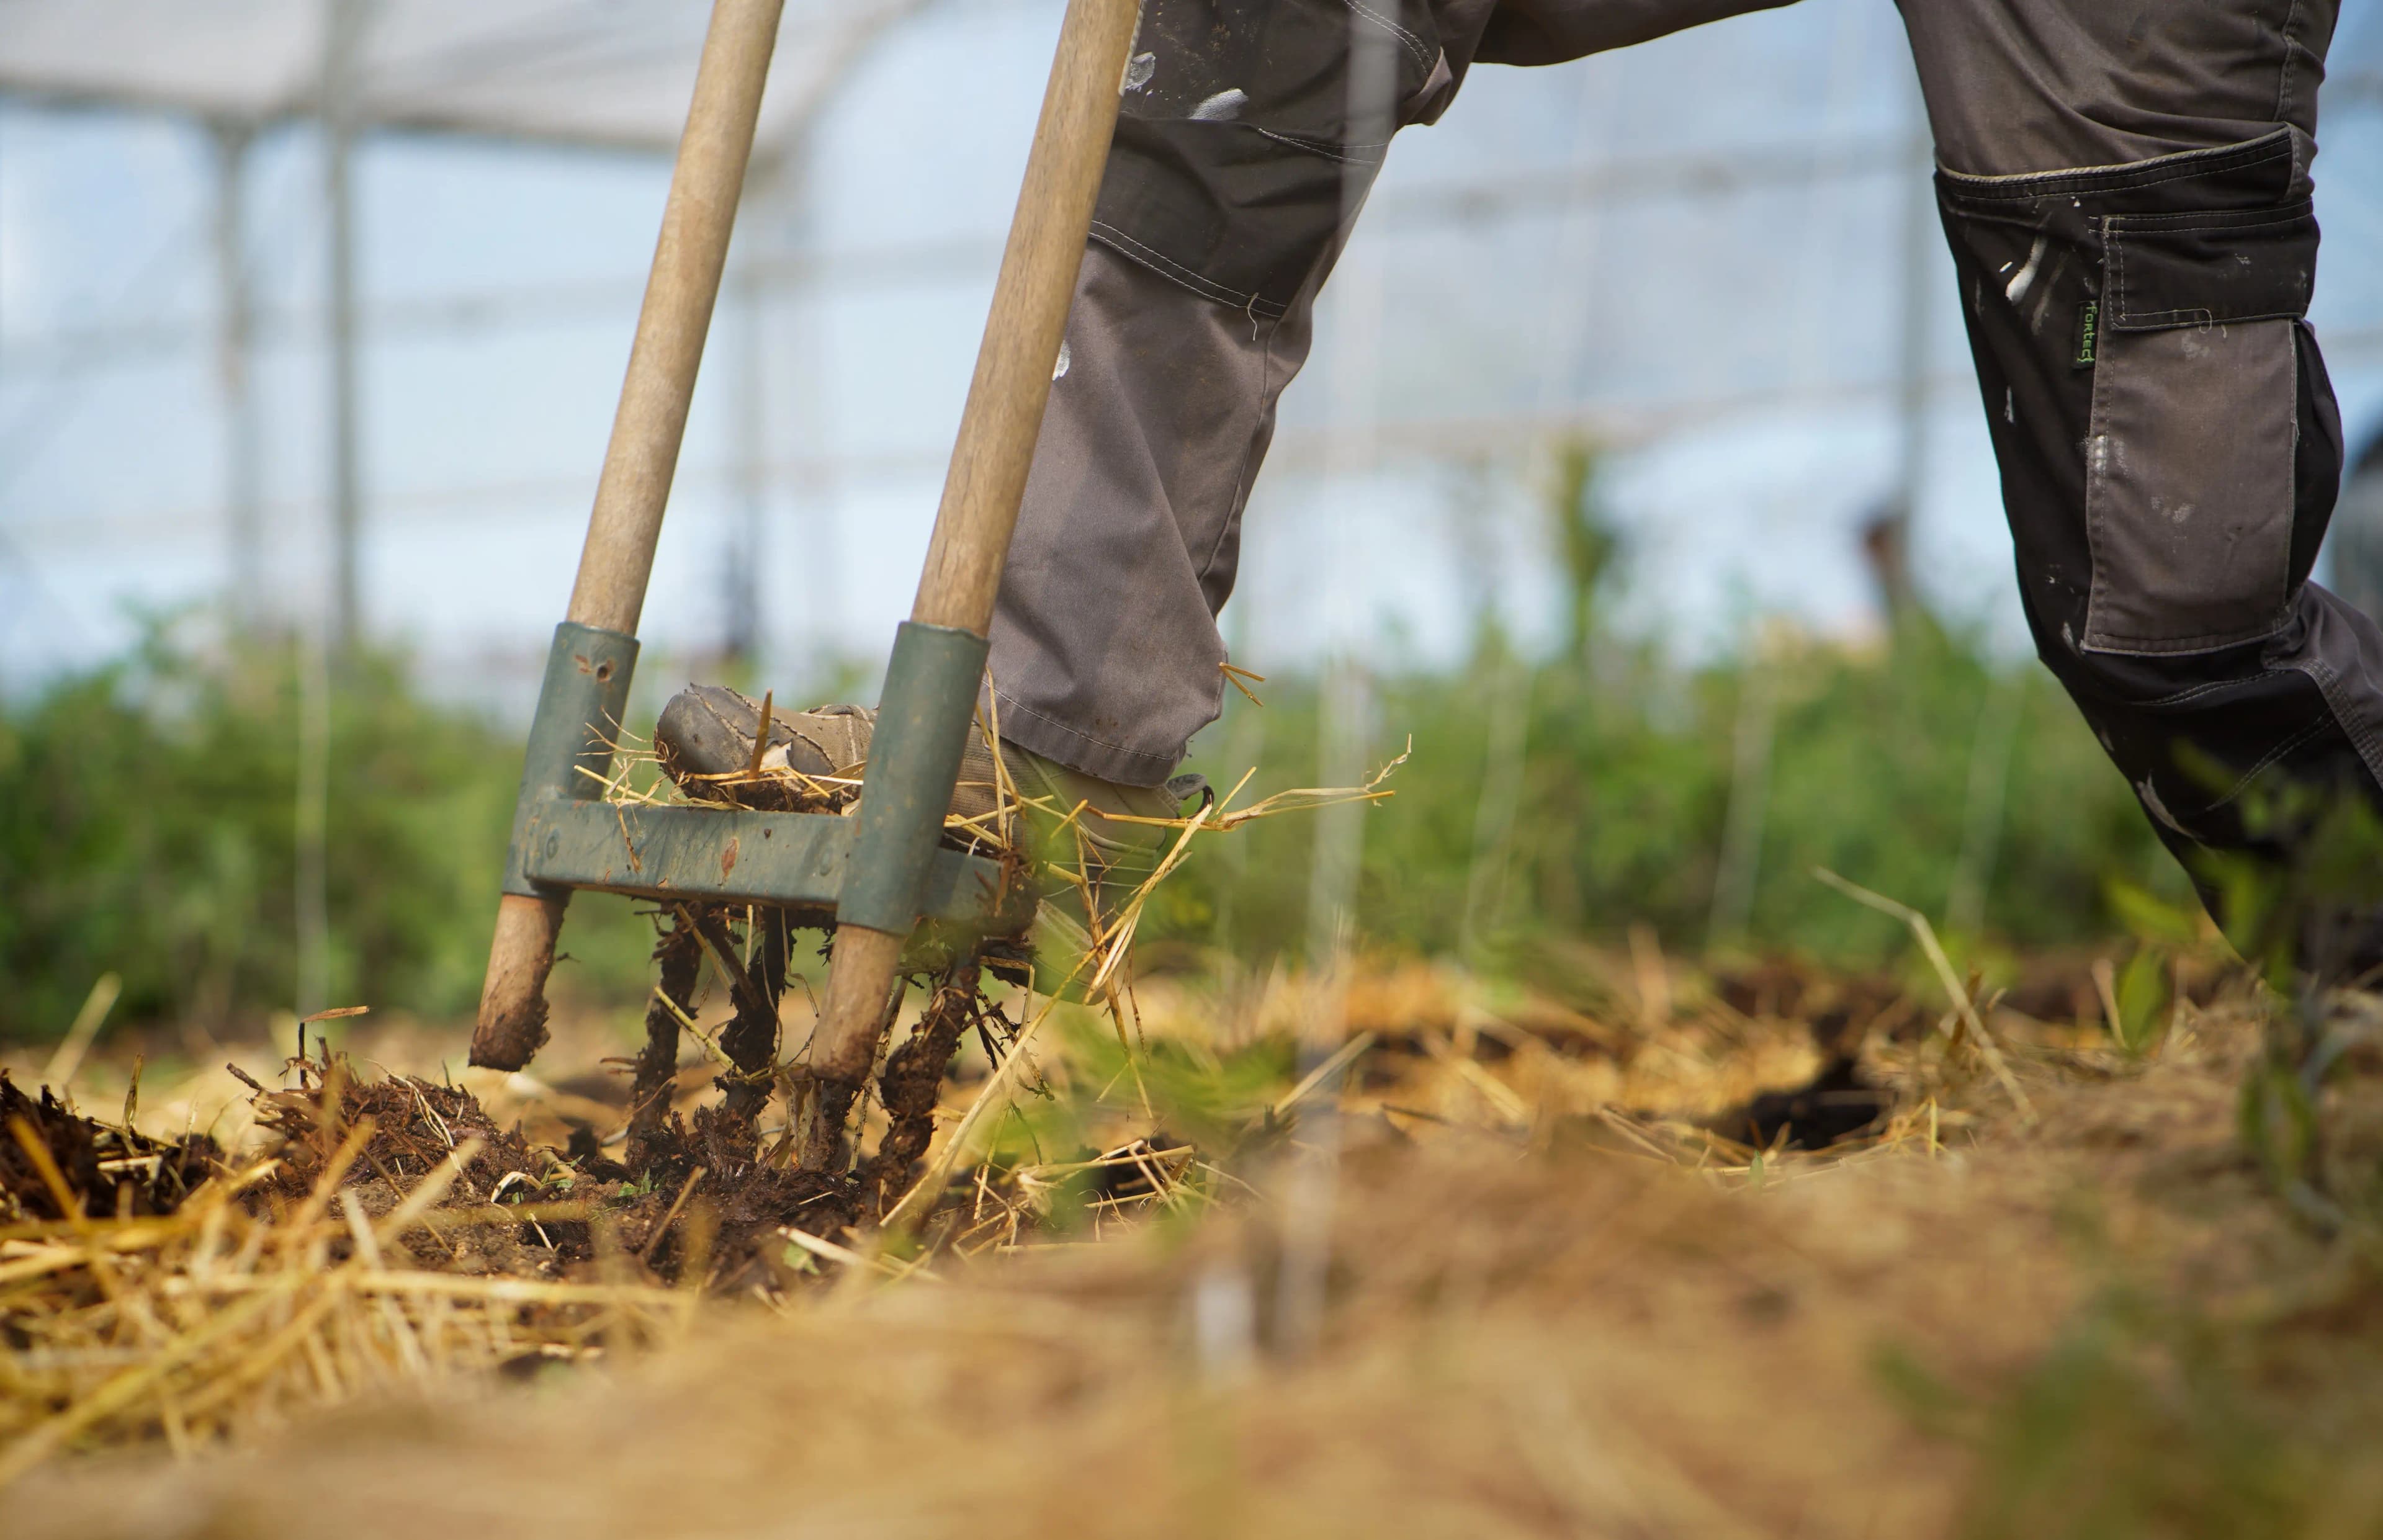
652, 684, 871, 811
652, 682, 1206, 915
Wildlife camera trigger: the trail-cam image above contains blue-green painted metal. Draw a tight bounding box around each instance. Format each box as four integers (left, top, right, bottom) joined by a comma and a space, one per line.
514, 799, 1028, 934
501, 622, 640, 897
495, 619, 1024, 939
835, 621, 992, 934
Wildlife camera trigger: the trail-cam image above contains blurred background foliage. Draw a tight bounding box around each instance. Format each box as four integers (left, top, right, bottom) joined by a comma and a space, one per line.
0, 450, 2188, 1044
0, 623, 654, 1041
1159, 621, 2173, 973
1154, 447, 2178, 975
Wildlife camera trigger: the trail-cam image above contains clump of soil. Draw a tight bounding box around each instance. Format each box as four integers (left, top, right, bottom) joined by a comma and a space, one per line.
598, 947, 1014, 1289
240, 1055, 549, 1204
235, 1053, 595, 1277
232, 1046, 872, 1289
0, 1070, 220, 1223
652, 1101, 857, 1289
0, 1033, 894, 1293
5, 941, 1061, 1300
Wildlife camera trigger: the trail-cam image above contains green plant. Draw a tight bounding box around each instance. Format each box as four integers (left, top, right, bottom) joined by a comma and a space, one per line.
1160, 621, 2178, 971
0, 596, 2202, 1041
0, 619, 652, 1041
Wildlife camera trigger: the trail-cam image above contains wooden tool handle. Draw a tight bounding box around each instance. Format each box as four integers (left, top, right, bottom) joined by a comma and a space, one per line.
472, 0, 783, 1070
910, 0, 1142, 633
472, 892, 566, 1069
569, 0, 784, 633
808, 0, 1141, 1107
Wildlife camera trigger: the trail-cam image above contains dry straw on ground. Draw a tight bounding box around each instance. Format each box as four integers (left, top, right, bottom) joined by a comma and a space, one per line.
17, 974, 2383, 1540
0, 1057, 696, 1485
9, 714, 2383, 1532
7, 918, 2351, 1516
0, 728, 1409, 1482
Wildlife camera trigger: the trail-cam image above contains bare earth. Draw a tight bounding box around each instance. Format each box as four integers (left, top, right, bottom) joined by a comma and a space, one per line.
7, 956, 2382, 1538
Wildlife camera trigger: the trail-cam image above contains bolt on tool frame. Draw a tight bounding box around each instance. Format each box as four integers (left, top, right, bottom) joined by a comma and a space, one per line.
470, 0, 1144, 1167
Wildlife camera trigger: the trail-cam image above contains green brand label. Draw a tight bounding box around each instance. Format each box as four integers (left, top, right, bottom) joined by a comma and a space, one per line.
2073, 301, 2099, 368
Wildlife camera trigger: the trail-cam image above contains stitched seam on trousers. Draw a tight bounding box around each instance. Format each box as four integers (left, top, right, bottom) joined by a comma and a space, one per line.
2116, 204, 2313, 233
1337, 0, 1434, 70
2108, 209, 2315, 328
1954, 145, 2293, 206
2287, 653, 2383, 792
2085, 619, 2292, 655
1940, 130, 2291, 196
1940, 131, 2294, 203
2123, 305, 2307, 330
2276, 0, 2305, 127
2109, 223, 2132, 327
2081, 329, 2119, 651
2132, 674, 2275, 712
994, 689, 1178, 769
1253, 126, 1391, 165
1198, 312, 1281, 589
2205, 715, 2333, 813
2103, 232, 2210, 335
1090, 222, 1289, 318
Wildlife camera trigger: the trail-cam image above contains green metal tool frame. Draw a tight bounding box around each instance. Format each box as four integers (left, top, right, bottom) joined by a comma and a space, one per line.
499, 621, 1031, 939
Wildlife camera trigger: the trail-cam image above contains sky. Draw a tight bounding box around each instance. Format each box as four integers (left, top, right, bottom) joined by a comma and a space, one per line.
6, 0, 2383, 727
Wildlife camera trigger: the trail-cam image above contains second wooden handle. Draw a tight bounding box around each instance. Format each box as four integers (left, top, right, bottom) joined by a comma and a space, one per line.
909, 0, 1142, 635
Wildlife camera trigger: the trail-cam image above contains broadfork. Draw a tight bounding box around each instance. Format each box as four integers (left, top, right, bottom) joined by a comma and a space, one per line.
470, 0, 1144, 1178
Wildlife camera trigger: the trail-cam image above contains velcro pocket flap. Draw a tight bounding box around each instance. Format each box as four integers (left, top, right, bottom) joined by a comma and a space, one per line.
2104, 202, 2318, 333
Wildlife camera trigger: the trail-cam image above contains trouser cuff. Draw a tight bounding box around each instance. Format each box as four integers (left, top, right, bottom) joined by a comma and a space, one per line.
987, 686, 1182, 789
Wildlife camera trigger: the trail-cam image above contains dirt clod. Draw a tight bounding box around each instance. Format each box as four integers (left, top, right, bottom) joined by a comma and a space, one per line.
0, 1071, 219, 1222
861, 959, 982, 1217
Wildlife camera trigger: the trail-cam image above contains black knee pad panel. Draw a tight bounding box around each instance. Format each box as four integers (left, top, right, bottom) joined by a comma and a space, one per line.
1937, 128, 2335, 664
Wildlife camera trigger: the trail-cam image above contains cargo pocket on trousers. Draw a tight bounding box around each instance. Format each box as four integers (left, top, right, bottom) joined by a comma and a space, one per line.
1093, 0, 1443, 317
2081, 202, 2318, 656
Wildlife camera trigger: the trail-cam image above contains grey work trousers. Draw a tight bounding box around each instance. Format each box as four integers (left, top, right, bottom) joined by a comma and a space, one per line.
988, 0, 2379, 951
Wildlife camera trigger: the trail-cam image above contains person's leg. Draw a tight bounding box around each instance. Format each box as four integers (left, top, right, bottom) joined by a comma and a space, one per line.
990, 0, 1797, 786
987, 0, 1476, 786
1904, 0, 2383, 971
988, 242, 1320, 787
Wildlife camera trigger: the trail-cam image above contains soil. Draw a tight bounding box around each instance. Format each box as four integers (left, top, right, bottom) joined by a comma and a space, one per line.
1720, 1055, 1888, 1150
0, 1029, 874, 1294
59, 908, 1012, 1296
14, 943, 2383, 1536
0, 949, 2043, 1286
20, 995, 2383, 1540
0, 1071, 218, 1223
860, 960, 985, 1215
